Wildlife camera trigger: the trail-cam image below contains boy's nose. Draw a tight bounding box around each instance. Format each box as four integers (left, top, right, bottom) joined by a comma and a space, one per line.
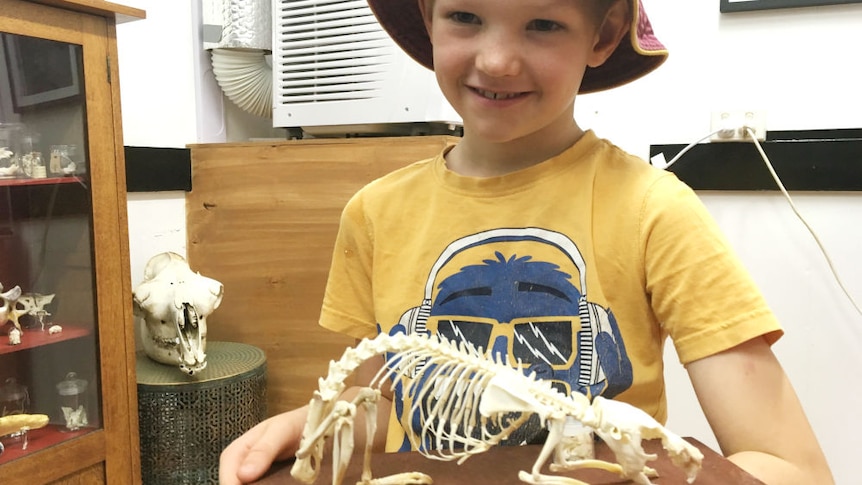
475, 37, 521, 77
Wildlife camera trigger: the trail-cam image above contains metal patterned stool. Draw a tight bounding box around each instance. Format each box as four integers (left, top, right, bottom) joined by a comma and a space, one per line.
137, 341, 266, 484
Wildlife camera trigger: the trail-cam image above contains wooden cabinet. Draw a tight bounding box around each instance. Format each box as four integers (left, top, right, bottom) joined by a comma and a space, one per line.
0, 1, 144, 483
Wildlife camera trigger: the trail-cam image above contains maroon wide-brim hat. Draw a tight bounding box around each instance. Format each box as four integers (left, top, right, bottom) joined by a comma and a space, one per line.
367, 0, 668, 94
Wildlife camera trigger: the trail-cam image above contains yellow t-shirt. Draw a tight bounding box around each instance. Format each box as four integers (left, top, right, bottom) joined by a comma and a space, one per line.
320, 130, 782, 452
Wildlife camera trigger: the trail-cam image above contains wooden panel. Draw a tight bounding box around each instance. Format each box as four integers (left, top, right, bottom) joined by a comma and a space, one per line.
52, 461, 106, 485
29, 0, 145, 23
187, 136, 458, 415
254, 438, 765, 485
1, 431, 105, 485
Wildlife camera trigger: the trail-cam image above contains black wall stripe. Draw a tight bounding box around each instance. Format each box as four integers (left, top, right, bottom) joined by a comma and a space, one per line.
650, 129, 862, 191
123, 130, 861, 194
125, 146, 191, 192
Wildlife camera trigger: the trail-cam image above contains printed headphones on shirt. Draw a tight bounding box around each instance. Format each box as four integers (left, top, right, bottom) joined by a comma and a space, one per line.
397, 227, 613, 389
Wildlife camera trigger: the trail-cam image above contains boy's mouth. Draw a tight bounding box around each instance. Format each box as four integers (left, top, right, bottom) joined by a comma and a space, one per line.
473, 88, 525, 100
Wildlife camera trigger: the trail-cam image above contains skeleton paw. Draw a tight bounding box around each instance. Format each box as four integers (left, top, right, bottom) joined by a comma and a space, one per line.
548, 459, 658, 485
361, 472, 432, 485
517, 470, 591, 485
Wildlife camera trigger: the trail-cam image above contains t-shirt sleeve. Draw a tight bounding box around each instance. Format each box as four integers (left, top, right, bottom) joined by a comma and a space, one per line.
641, 175, 783, 364
319, 191, 379, 340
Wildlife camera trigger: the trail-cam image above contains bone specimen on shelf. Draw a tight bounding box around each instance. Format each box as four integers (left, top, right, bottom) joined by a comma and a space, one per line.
0, 162, 18, 176
0, 413, 49, 439
1, 283, 23, 333
12, 292, 55, 330
291, 333, 703, 485
61, 405, 88, 431
7, 327, 21, 345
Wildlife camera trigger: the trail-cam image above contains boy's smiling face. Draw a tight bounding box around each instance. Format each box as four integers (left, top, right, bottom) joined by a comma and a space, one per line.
419, 0, 627, 147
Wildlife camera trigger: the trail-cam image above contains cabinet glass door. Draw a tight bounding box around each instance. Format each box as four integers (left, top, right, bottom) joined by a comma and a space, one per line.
0, 31, 100, 463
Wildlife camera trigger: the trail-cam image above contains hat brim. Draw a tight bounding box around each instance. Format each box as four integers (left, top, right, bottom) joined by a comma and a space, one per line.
367, 0, 668, 94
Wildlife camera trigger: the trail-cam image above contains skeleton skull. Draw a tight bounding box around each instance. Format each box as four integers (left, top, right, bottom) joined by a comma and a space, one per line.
133, 252, 223, 375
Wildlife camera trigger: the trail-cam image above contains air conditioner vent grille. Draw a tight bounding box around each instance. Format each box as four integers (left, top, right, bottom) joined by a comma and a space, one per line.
275, 0, 395, 103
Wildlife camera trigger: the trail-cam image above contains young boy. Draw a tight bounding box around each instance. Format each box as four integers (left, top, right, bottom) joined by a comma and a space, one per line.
220, 0, 834, 483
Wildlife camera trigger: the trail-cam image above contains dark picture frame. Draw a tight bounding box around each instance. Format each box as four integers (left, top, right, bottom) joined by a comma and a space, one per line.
1, 34, 82, 111
721, 0, 862, 12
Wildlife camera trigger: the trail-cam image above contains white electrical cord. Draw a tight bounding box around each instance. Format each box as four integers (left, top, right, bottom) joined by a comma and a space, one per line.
742, 127, 862, 318
652, 127, 862, 318
650, 129, 723, 170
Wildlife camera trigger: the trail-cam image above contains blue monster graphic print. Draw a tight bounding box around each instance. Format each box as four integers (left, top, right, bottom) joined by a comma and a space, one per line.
388, 228, 632, 451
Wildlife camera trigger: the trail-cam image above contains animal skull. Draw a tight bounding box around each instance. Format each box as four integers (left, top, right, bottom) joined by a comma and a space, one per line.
133, 252, 224, 375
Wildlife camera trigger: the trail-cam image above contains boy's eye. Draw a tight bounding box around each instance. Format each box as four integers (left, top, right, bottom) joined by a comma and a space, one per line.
528, 19, 563, 32
449, 11, 480, 24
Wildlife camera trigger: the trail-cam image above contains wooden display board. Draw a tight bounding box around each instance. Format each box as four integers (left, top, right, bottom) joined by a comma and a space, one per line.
187, 136, 458, 415
252, 438, 765, 484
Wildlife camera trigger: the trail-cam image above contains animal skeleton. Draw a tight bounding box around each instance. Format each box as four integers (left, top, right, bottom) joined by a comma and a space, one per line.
292, 333, 703, 485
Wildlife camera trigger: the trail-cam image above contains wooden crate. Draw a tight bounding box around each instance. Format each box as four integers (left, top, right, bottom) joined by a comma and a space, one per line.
187, 136, 458, 414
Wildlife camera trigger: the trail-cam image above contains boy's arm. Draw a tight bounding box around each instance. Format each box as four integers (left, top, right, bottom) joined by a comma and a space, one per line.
686, 336, 834, 484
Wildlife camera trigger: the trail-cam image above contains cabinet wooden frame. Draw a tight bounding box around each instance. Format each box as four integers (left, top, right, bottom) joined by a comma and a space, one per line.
0, 1, 144, 484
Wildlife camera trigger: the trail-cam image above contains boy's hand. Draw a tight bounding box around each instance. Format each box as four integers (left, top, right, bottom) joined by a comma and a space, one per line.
219, 408, 308, 485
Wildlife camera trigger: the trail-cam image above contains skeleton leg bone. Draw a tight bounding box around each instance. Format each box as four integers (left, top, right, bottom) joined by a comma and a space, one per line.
363, 472, 434, 485
354, 388, 432, 485
333, 415, 355, 485
516, 413, 591, 485
293, 399, 354, 483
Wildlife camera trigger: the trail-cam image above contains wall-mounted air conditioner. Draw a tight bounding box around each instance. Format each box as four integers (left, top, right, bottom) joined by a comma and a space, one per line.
272, 0, 461, 136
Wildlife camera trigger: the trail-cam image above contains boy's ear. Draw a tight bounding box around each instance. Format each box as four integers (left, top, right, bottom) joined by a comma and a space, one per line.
588, 0, 630, 68
418, 0, 434, 38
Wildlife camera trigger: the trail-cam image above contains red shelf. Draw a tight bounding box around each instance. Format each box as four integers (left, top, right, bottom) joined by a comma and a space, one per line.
0, 425, 94, 464
0, 325, 91, 355
0, 176, 86, 188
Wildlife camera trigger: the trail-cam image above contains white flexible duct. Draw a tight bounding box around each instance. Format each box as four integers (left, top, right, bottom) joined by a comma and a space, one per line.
211, 48, 272, 119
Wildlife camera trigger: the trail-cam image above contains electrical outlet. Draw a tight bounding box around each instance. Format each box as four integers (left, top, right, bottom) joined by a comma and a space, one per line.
710, 110, 767, 142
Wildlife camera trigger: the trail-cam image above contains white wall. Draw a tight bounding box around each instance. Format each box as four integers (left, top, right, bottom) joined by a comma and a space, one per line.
116, 1, 285, 285
113, 1, 861, 482
571, 5, 862, 483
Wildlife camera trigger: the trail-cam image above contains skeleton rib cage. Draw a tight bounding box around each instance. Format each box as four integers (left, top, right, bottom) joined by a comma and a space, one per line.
292, 333, 703, 485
